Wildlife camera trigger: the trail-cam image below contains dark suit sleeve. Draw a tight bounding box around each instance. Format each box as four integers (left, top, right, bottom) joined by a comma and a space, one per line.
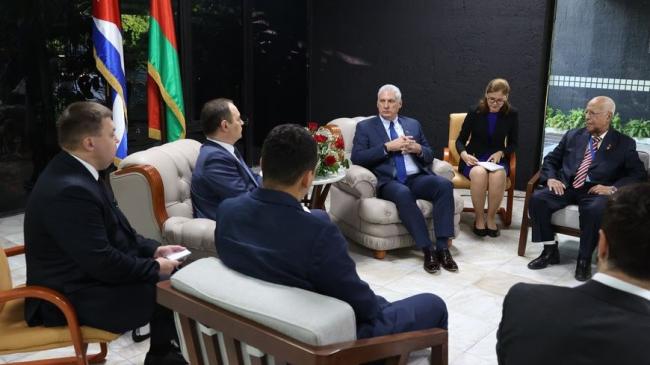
613, 139, 648, 187
540, 131, 570, 185
135, 233, 160, 258
504, 110, 519, 154
44, 185, 160, 284
456, 111, 475, 154
310, 224, 381, 323
202, 153, 256, 199
496, 283, 527, 365
351, 122, 389, 168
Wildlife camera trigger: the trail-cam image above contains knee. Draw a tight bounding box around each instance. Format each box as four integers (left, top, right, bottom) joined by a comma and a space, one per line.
470, 167, 488, 180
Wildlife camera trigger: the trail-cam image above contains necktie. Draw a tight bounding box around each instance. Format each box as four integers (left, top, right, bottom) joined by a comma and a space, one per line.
234, 149, 259, 187
389, 121, 407, 183
572, 136, 601, 189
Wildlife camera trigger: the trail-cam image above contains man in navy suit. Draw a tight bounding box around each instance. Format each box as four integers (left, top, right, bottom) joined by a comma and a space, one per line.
528, 96, 647, 281
191, 98, 261, 220
24, 102, 187, 365
351, 84, 457, 273
498, 183, 650, 365
216, 124, 448, 339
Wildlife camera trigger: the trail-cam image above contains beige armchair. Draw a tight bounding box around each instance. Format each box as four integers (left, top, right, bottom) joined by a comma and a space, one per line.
110, 139, 216, 260
518, 150, 650, 256
327, 117, 464, 259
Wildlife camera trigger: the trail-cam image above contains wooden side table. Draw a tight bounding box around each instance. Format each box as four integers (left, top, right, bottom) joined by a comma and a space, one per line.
302, 169, 346, 210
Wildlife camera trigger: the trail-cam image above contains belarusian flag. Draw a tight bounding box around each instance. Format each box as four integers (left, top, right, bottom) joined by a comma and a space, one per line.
147, 0, 185, 141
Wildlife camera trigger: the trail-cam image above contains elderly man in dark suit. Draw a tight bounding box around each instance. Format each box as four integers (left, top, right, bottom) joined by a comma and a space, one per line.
24, 102, 187, 364
351, 84, 457, 274
216, 124, 448, 338
497, 183, 650, 365
191, 98, 261, 221
527, 96, 647, 281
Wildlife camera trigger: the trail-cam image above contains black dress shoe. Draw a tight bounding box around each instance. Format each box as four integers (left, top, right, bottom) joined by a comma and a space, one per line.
527, 244, 560, 270
437, 249, 458, 272
423, 250, 440, 273
575, 257, 592, 282
473, 221, 488, 237
486, 225, 500, 237
144, 348, 188, 365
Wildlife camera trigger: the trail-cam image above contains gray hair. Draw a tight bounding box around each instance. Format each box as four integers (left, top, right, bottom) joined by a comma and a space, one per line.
377, 84, 402, 102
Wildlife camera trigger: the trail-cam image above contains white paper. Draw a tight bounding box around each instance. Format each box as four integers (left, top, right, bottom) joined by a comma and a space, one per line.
477, 161, 505, 172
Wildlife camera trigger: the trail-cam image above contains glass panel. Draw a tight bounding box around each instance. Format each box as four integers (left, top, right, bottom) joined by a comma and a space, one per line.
544, 0, 650, 157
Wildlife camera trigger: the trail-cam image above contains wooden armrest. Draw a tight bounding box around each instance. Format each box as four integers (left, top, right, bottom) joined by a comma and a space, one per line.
507, 152, 517, 187
5, 245, 25, 257
0, 285, 87, 354
526, 170, 541, 196
443, 148, 451, 163
113, 164, 169, 230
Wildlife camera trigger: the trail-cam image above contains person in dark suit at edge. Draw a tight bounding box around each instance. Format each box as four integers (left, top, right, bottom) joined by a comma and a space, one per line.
527, 96, 646, 281
497, 182, 650, 365
216, 124, 448, 339
24, 101, 187, 365
351, 84, 457, 274
191, 98, 261, 221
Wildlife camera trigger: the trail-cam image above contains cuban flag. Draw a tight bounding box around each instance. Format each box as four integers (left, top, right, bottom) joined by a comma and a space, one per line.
92, 0, 128, 160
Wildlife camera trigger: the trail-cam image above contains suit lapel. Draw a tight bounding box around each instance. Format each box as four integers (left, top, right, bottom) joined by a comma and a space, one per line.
573, 129, 591, 167
372, 116, 390, 143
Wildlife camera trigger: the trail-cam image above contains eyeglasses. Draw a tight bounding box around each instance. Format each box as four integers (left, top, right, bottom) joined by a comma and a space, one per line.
584, 110, 604, 117
487, 97, 507, 104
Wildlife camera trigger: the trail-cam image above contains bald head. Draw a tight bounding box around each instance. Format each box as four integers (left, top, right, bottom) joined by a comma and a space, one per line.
590, 96, 616, 115
585, 96, 616, 135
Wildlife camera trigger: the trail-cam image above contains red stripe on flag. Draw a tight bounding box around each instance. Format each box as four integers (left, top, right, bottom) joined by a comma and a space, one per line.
150, 0, 178, 50
92, 0, 122, 28
147, 75, 162, 139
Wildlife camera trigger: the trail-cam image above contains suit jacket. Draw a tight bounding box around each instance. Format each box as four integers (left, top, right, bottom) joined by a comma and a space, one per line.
456, 106, 519, 173
216, 189, 388, 332
191, 140, 261, 220
497, 281, 650, 365
24, 152, 160, 327
351, 115, 435, 189
540, 127, 647, 187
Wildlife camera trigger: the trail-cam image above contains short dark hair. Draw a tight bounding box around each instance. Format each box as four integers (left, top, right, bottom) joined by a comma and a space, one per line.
56, 101, 112, 149
261, 124, 317, 186
602, 183, 650, 280
201, 98, 233, 135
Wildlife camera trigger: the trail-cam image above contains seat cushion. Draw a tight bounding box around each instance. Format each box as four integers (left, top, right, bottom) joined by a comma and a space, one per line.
171, 258, 356, 346
0, 298, 119, 355
358, 198, 433, 224
550, 205, 580, 229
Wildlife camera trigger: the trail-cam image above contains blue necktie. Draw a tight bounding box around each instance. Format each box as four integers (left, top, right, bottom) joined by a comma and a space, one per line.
389, 121, 407, 183
234, 149, 259, 187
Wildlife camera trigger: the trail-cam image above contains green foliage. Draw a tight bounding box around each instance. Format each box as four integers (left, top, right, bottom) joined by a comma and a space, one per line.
121, 15, 149, 49
546, 106, 650, 139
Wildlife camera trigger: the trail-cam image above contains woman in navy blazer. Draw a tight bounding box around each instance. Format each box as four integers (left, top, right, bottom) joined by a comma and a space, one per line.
457, 78, 519, 237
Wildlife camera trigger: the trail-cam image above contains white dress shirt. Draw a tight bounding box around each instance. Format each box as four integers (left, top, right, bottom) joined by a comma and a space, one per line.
207, 137, 238, 160
379, 116, 420, 176
592, 272, 650, 302
69, 152, 99, 181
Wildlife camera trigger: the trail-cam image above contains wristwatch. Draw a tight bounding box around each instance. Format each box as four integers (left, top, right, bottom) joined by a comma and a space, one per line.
610, 186, 617, 195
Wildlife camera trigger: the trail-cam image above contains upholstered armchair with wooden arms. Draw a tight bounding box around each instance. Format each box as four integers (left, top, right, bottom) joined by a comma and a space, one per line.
326, 117, 464, 259
110, 139, 217, 260
159, 257, 449, 365
444, 113, 517, 226
517, 150, 650, 256
0, 246, 119, 365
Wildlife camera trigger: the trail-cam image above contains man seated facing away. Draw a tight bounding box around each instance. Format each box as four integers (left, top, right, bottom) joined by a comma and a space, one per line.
527, 96, 646, 281
191, 98, 261, 220
24, 102, 187, 365
352, 84, 457, 274
216, 124, 448, 338
497, 183, 650, 365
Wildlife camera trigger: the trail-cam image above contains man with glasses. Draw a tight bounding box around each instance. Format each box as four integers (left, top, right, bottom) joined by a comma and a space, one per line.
527, 96, 646, 281
191, 98, 261, 221
351, 84, 457, 274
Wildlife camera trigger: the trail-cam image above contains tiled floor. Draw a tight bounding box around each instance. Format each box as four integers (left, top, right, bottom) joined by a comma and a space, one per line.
0, 190, 589, 365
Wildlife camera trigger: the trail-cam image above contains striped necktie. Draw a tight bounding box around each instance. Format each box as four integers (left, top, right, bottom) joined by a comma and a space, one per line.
572, 136, 601, 189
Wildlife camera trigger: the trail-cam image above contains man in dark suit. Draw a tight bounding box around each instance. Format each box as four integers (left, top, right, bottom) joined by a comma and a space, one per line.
351, 84, 457, 273
216, 124, 448, 338
497, 183, 650, 365
527, 96, 646, 281
191, 98, 261, 221
24, 102, 187, 365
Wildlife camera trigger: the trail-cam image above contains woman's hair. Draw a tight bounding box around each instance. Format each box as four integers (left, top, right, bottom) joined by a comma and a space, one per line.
477, 78, 511, 114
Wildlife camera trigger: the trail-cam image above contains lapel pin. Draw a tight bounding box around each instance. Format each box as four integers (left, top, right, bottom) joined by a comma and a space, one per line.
606, 144, 612, 150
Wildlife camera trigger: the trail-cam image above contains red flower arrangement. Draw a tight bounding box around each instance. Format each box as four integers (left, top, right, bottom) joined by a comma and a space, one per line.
306, 122, 350, 177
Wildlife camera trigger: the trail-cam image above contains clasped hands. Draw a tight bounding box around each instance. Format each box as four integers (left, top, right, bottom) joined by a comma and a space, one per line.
385, 136, 421, 155
547, 178, 613, 196
154, 245, 186, 276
